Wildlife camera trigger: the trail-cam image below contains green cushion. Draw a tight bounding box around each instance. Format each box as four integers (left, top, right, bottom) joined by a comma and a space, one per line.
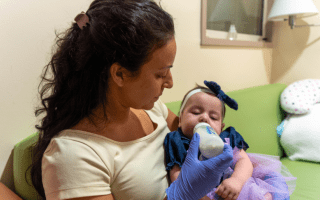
281, 158, 320, 200
165, 101, 182, 116
223, 83, 287, 156
13, 133, 41, 200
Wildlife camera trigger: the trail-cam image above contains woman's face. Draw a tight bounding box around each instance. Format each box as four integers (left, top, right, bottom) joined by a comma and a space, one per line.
122, 38, 176, 110
179, 92, 225, 139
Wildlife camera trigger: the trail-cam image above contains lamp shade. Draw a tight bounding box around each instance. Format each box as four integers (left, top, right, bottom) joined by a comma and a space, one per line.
268, 0, 319, 20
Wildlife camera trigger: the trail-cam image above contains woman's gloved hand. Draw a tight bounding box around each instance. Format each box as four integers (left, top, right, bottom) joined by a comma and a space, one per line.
166, 133, 233, 200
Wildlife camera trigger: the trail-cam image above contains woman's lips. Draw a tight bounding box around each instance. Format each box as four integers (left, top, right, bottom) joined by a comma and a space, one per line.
155, 91, 163, 100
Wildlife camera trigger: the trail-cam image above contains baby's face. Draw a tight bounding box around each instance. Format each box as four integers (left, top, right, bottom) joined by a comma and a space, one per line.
179, 92, 225, 139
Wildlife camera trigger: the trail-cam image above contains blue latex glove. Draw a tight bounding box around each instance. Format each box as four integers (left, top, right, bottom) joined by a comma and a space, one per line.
166, 133, 233, 200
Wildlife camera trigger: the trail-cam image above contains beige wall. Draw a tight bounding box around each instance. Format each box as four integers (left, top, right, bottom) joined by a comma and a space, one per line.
0, 0, 319, 189
271, 0, 320, 84
0, 0, 93, 188
159, 0, 272, 103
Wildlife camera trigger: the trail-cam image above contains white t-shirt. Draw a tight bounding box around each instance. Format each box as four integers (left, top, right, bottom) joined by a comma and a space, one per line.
42, 100, 170, 200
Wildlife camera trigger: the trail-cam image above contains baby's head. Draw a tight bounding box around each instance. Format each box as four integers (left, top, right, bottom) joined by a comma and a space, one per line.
178, 85, 226, 139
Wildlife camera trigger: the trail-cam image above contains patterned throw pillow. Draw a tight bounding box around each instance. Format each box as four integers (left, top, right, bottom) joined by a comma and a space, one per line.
280, 79, 320, 114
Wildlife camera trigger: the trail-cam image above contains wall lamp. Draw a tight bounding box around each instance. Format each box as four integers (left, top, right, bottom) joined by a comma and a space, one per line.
268, 0, 320, 29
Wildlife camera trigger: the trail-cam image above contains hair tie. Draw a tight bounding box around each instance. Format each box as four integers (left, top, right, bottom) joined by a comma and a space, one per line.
74, 11, 90, 30
204, 80, 238, 110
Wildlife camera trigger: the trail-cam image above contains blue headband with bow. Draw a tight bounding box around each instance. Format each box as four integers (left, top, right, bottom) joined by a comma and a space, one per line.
204, 80, 238, 110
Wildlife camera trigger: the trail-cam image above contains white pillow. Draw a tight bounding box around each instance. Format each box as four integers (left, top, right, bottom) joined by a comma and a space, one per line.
280, 79, 320, 114
280, 103, 320, 162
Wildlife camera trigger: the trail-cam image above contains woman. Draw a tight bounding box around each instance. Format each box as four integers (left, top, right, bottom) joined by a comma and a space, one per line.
30, 0, 233, 199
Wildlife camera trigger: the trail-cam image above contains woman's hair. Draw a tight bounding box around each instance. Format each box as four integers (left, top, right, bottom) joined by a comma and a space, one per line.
179, 84, 226, 119
30, 0, 174, 197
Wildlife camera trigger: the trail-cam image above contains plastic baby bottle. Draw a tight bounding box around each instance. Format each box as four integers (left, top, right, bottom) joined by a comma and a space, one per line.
193, 122, 224, 159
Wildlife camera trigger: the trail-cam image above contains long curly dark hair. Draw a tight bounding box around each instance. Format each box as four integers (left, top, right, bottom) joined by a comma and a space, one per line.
30, 0, 174, 198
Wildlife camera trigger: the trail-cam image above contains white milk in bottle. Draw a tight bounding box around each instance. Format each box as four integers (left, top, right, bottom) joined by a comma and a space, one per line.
193, 122, 224, 159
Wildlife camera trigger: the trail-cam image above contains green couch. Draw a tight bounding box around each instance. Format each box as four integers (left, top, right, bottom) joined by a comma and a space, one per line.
12, 83, 320, 199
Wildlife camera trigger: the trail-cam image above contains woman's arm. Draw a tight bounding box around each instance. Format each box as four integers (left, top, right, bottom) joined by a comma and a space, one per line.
166, 108, 179, 132
66, 192, 167, 200
0, 182, 22, 200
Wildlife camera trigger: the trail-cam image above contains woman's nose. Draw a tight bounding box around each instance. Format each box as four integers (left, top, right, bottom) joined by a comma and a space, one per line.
163, 70, 173, 89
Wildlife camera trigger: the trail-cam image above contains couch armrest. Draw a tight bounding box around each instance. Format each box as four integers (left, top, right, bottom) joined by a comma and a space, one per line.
13, 133, 41, 200
165, 101, 181, 116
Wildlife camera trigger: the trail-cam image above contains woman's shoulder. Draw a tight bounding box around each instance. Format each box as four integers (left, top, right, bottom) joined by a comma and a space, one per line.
45, 130, 104, 157
56, 129, 112, 142
46, 129, 119, 158
42, 130, 114, 199
43, 130, 116, 177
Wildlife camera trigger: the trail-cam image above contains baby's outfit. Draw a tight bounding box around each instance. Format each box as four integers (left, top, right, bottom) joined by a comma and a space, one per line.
164, 127, 296, 200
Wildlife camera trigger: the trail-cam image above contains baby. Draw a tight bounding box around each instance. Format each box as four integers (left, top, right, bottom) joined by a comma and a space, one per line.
164, 81, 294, 200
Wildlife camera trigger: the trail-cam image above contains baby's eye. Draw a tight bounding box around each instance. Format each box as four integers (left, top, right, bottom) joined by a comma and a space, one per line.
192, 110, 201, 115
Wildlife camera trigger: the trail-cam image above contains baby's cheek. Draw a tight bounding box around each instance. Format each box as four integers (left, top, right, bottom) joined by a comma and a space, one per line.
184, 129, 194, 139
183, 124, 196, 139
211, 123, 223, 135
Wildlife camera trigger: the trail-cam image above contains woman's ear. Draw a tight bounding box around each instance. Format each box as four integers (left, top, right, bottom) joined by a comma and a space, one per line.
110, 63, 127, 87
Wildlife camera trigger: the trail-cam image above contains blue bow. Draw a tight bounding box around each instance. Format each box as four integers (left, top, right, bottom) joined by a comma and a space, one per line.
204, 80, 238, 110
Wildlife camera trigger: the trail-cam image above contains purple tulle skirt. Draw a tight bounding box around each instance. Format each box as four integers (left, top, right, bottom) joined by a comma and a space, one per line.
206, 147, 296, 200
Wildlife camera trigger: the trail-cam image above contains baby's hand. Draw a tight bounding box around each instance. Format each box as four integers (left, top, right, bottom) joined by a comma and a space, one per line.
215, 177, 243, 200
